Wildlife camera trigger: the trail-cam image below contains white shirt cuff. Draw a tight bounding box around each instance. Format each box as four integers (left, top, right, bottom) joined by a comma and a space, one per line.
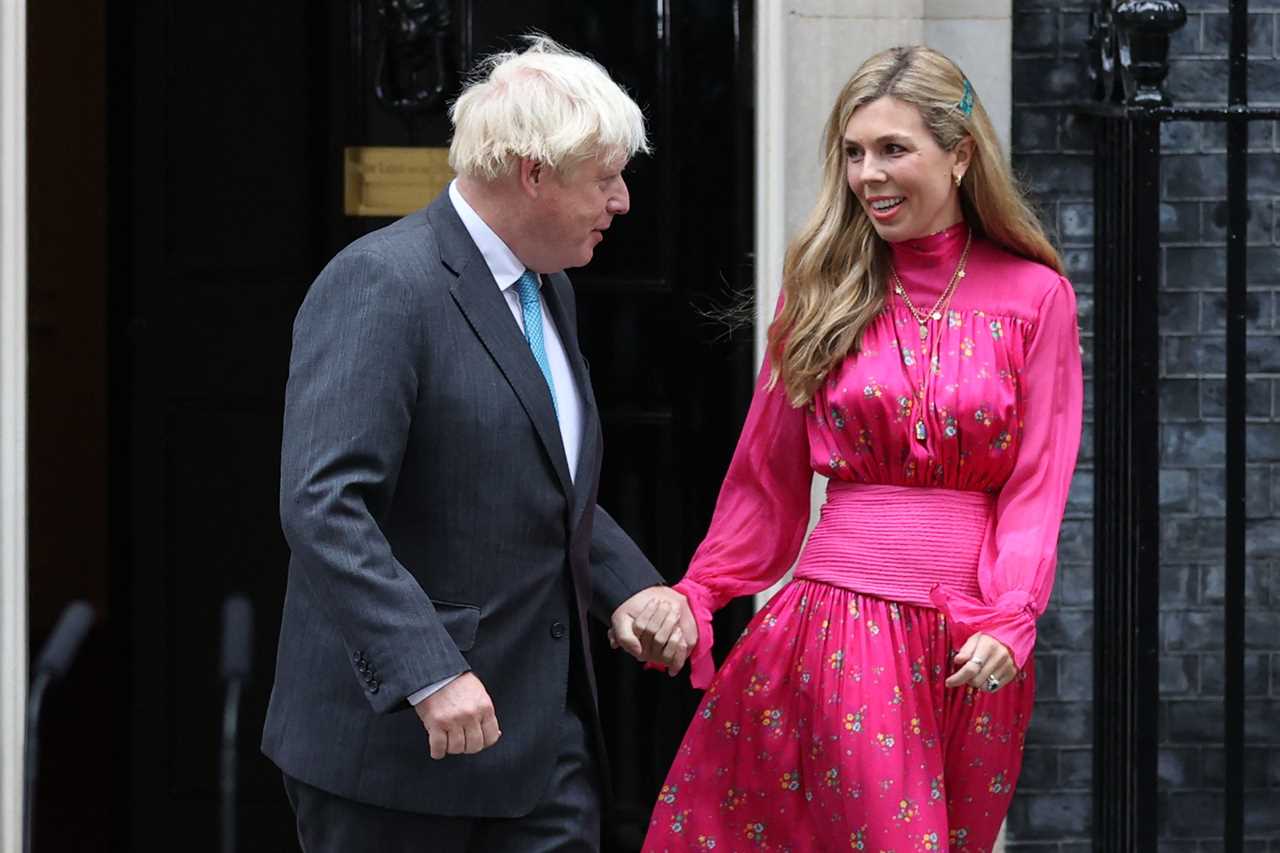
408, 673, 462, 707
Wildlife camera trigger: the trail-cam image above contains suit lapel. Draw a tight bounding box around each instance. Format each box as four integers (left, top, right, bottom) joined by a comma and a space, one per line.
429, 197, 574, 499
542, 273, 601, 526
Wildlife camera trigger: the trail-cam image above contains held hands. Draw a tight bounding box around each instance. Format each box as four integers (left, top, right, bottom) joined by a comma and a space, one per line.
412, 672, 502, 760
609, 586, 698, 676
945, 632, 1017, 693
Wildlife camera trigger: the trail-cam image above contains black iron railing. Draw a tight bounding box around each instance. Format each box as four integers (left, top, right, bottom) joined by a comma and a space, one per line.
1080, 1, 1278, 849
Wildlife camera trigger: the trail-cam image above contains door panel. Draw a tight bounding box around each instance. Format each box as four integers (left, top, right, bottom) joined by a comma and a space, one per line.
110, 3, 754, 849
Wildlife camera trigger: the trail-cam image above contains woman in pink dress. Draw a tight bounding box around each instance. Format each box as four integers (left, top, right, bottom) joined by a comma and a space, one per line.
640, 46, 1082, 852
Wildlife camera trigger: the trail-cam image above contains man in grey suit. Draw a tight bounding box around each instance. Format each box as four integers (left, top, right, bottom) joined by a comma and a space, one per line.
262, 36, 695, 852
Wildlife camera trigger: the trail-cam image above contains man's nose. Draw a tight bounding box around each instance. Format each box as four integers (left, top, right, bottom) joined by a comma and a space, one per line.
607, 178, 630, 215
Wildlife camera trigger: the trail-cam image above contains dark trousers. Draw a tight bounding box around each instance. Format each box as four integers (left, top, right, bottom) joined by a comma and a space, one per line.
283, 704, 601, 853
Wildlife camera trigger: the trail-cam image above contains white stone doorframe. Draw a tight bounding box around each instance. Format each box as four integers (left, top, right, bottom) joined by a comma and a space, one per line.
747, 0, 1008, 596
755, 0, 1012, 344
753, 3, 1012, 849
1, 0, 27, 850
752, 0, 1013, 601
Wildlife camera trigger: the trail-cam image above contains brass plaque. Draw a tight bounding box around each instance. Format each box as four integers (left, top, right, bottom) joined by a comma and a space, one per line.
344, 146, 454, 217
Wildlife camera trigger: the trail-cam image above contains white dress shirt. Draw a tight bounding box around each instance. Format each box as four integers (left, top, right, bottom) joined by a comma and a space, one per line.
408, 181, 586, 707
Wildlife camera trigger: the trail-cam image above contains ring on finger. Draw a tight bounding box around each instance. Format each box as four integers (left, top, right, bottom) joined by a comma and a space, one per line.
985, 674, 1001, 692
970, 657, 986, 667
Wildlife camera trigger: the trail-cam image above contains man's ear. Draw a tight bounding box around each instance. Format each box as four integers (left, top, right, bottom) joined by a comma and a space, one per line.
517, 158, 543, 198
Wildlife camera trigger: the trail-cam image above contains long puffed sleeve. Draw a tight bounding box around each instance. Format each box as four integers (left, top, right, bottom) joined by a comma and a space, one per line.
931, 276, 1083, 668
675, 356, 814, 689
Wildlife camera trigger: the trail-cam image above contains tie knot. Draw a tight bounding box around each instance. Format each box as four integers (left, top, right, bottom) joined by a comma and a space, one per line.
515, 270, 540, 305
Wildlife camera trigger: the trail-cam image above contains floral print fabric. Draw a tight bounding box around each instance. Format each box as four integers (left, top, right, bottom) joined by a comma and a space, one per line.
644, 224, 1082, 850
673, 223, 1083, 688
644, 582, 1034, 852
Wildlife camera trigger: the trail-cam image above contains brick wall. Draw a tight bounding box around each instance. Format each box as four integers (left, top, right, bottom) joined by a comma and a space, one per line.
1008, 1, 1280, 849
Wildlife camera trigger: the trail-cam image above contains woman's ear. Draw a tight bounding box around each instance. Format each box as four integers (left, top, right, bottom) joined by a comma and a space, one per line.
953, 135, 976, 176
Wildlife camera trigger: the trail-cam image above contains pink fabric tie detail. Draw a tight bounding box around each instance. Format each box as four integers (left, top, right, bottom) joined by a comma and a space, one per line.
930, 586, 1038, 662
672, 578, 717, 688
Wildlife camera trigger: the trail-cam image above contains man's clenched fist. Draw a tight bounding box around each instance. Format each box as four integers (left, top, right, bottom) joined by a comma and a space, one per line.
413, 672, 501, 759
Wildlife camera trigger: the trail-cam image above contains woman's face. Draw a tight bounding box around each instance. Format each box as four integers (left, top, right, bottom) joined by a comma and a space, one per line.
843, 96, 971, 242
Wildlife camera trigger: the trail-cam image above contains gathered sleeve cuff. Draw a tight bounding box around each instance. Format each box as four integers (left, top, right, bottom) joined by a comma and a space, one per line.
672, 577, 718, 688
938, 276, 1083, 669
676, 353, 814, 689
929, 586, 1039, 669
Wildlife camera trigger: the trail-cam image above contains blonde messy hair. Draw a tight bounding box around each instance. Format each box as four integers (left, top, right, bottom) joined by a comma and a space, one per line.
448, 34, 651, 180
769, 45, 1062, 406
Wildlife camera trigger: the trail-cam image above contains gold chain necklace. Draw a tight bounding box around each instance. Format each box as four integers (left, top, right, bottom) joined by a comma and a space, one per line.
890, 230, 972, 343
888, 229, 972, 445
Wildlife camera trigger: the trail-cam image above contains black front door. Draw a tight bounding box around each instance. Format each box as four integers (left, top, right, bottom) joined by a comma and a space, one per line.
105, 3, 754, 849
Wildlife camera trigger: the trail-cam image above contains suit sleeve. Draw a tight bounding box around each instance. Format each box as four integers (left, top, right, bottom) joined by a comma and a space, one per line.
280, 249, 467, 713
588, 505, 664, 621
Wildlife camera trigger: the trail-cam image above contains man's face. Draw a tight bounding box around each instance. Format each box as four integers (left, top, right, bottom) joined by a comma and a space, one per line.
524, 156, 630, 273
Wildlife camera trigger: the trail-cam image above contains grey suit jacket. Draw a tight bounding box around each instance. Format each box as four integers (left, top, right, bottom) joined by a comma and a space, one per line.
261, 191, 662, 817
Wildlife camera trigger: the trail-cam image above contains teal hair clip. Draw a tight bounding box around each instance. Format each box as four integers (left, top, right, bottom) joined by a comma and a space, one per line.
957, 79, 974, 117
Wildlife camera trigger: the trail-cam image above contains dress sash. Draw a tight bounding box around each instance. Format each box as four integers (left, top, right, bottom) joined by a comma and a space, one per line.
793, 481, 992, 605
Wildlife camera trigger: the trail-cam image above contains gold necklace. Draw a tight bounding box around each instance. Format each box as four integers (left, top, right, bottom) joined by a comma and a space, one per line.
889, 230, 972, 445
890, 230, 972, 342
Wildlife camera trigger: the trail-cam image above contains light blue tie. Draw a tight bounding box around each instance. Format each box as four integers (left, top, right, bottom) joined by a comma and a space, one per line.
514, 270, 558, 414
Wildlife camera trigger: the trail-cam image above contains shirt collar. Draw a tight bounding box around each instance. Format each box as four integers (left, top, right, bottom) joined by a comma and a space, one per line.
449, 180, 530, 292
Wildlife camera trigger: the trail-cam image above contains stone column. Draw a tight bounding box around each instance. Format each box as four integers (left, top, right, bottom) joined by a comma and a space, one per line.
754, 0, 1014, 597
0, 1, 27, 850
757, 0, 1012, 337
753, 8, 1014, 848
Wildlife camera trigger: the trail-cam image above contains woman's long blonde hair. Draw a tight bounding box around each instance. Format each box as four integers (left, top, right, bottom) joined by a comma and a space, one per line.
768, 45, 1062, 406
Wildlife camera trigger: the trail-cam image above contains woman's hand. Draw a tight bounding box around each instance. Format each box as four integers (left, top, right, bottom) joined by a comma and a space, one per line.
944, 632, 1017, 693
608, 586, 697, 676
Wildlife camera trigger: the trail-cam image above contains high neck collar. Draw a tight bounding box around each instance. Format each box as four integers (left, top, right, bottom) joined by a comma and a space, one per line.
887, 220, 970, 274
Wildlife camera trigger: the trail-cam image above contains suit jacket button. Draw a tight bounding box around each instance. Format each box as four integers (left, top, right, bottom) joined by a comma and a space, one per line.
367, 684, 379, 694
550, 621, 566, 639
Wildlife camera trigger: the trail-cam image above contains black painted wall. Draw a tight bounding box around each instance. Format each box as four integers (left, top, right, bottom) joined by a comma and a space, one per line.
24, 3, 757, 851
1008, 1, 1280, 849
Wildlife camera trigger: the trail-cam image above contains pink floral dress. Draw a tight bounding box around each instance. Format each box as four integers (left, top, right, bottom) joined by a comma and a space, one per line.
643, 223, 1083, 852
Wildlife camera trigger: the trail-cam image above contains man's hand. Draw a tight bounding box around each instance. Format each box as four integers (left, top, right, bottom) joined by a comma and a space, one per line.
412, 672, 501, 759
944, 632, 1018, 693
609, 586, 697, 676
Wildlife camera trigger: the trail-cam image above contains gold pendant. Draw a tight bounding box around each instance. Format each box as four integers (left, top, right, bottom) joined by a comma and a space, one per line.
919, 324, 928, 341
915, 420, 927, 442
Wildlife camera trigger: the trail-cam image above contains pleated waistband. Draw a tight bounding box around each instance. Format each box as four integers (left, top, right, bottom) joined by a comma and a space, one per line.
792, 482, 992, 605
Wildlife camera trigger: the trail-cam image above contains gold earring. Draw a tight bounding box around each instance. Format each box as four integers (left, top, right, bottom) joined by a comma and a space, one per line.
954, 172, 963, 188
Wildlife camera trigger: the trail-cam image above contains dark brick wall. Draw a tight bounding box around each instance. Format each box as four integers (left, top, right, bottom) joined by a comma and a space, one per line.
1009, 1, 1280, 850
